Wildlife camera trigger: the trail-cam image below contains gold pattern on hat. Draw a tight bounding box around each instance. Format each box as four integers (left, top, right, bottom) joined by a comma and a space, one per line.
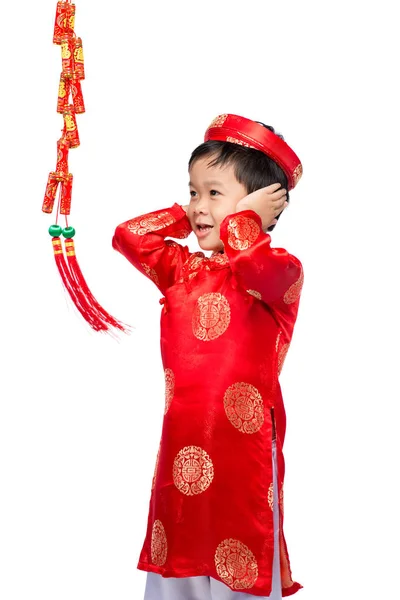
151, 520, 168, 566
268, 482, 274, 511
293, 164, 303, 186
215, 538, 259, 590
192, 293, 231, 341
284, 269, 304, 304
173, 445, 214, 496
141, 262, 160, 285
246, 289, 262, 300
227, 215, 260, 251
127, 211, 175, 235
223, 382, 264, 434
164, 368, 175, 414
209, 114, 228, 128
278, 342, 290, 376
226, 136, 253, 148
279, 484, 284, 516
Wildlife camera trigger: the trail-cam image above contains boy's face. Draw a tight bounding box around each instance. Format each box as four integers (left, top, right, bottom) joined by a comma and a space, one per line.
187, 156, 248, 253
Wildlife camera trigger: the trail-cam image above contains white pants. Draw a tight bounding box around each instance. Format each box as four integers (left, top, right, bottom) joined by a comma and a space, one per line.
143, 439, 282, 600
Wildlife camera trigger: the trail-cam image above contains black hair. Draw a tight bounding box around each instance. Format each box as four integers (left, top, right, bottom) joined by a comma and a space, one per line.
188, 123, 288, 232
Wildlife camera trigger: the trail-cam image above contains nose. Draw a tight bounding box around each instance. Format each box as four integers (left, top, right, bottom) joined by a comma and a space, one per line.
193, 195, 210, 215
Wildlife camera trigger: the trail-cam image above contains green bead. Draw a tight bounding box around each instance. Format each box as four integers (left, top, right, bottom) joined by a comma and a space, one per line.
48, 224, 62, 237
62, 226, 76, 238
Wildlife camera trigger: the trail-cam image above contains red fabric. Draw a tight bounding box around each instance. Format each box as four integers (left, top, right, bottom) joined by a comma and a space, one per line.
204, 114, 302, 190
112, 203, 304, 597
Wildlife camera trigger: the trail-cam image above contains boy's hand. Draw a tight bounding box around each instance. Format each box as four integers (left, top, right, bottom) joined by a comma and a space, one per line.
235, 183, 288, 231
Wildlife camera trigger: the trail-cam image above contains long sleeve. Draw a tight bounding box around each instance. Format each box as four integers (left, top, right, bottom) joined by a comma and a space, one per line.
112, 202, 193, 294
219, 208, 304, 321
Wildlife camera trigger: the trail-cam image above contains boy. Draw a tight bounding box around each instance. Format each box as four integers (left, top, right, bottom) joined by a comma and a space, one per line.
112, 114, 304, 599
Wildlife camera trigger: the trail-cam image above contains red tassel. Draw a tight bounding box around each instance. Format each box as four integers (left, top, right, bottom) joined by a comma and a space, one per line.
52, 237, 108, 331
51, 236, 129, 334
64, 238, 128, 332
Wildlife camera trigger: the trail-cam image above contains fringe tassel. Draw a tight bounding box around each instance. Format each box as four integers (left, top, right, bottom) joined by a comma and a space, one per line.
51, 236, 129, 334
64, 238, 128, 332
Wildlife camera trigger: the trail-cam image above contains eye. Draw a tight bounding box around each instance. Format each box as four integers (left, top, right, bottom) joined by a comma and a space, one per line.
210, 190, 220, 196
190, 190, 197, 197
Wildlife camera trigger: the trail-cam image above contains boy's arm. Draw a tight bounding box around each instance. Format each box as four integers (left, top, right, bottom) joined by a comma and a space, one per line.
219, 208, 304, 314
112, 202, 192, 294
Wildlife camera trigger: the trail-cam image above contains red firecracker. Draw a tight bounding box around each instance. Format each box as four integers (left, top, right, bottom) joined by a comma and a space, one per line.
73, 37, 85, 80
53, 1, 75, 44
56, 136, 70, 176
43, 1, 128, 334
60, 174, 73, 215
61, 36, 75, 78
63, 105, 80, 148
71, 76, 85, 113
42, 173, 59, 214
57, 74, 71, 113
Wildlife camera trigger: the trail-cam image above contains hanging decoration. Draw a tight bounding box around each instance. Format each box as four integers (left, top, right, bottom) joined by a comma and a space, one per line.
43, 1, 128, 334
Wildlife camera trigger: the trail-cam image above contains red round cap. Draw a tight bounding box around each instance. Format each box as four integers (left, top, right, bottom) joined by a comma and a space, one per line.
204, 114, 302, 190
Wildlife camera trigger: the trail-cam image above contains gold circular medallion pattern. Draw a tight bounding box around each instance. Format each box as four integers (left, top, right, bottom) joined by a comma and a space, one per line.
192, 293, 231, 341
151, 520, 168, 566
283, 269, 304, 304
164, 368, 175, 414
224, 382, 264, 434
215, 538, 258, 590
227, 216, 260, 251
127, 211, 175, 236
173, 445, 214, 496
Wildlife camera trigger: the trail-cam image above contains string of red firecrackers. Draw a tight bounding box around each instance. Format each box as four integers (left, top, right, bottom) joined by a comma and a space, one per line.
42, 1, 129, 335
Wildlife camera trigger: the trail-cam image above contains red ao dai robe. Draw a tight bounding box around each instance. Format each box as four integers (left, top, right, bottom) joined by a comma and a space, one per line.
112, 202, 304, 597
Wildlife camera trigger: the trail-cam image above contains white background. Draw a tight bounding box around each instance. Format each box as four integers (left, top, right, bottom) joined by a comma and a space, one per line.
1, 1, 399, 599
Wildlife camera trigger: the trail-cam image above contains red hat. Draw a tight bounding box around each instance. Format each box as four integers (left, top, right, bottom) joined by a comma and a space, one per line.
204, 114, 302, 190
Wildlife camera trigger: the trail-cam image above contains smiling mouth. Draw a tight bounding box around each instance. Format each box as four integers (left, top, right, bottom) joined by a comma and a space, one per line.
197, 225, 214, 231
